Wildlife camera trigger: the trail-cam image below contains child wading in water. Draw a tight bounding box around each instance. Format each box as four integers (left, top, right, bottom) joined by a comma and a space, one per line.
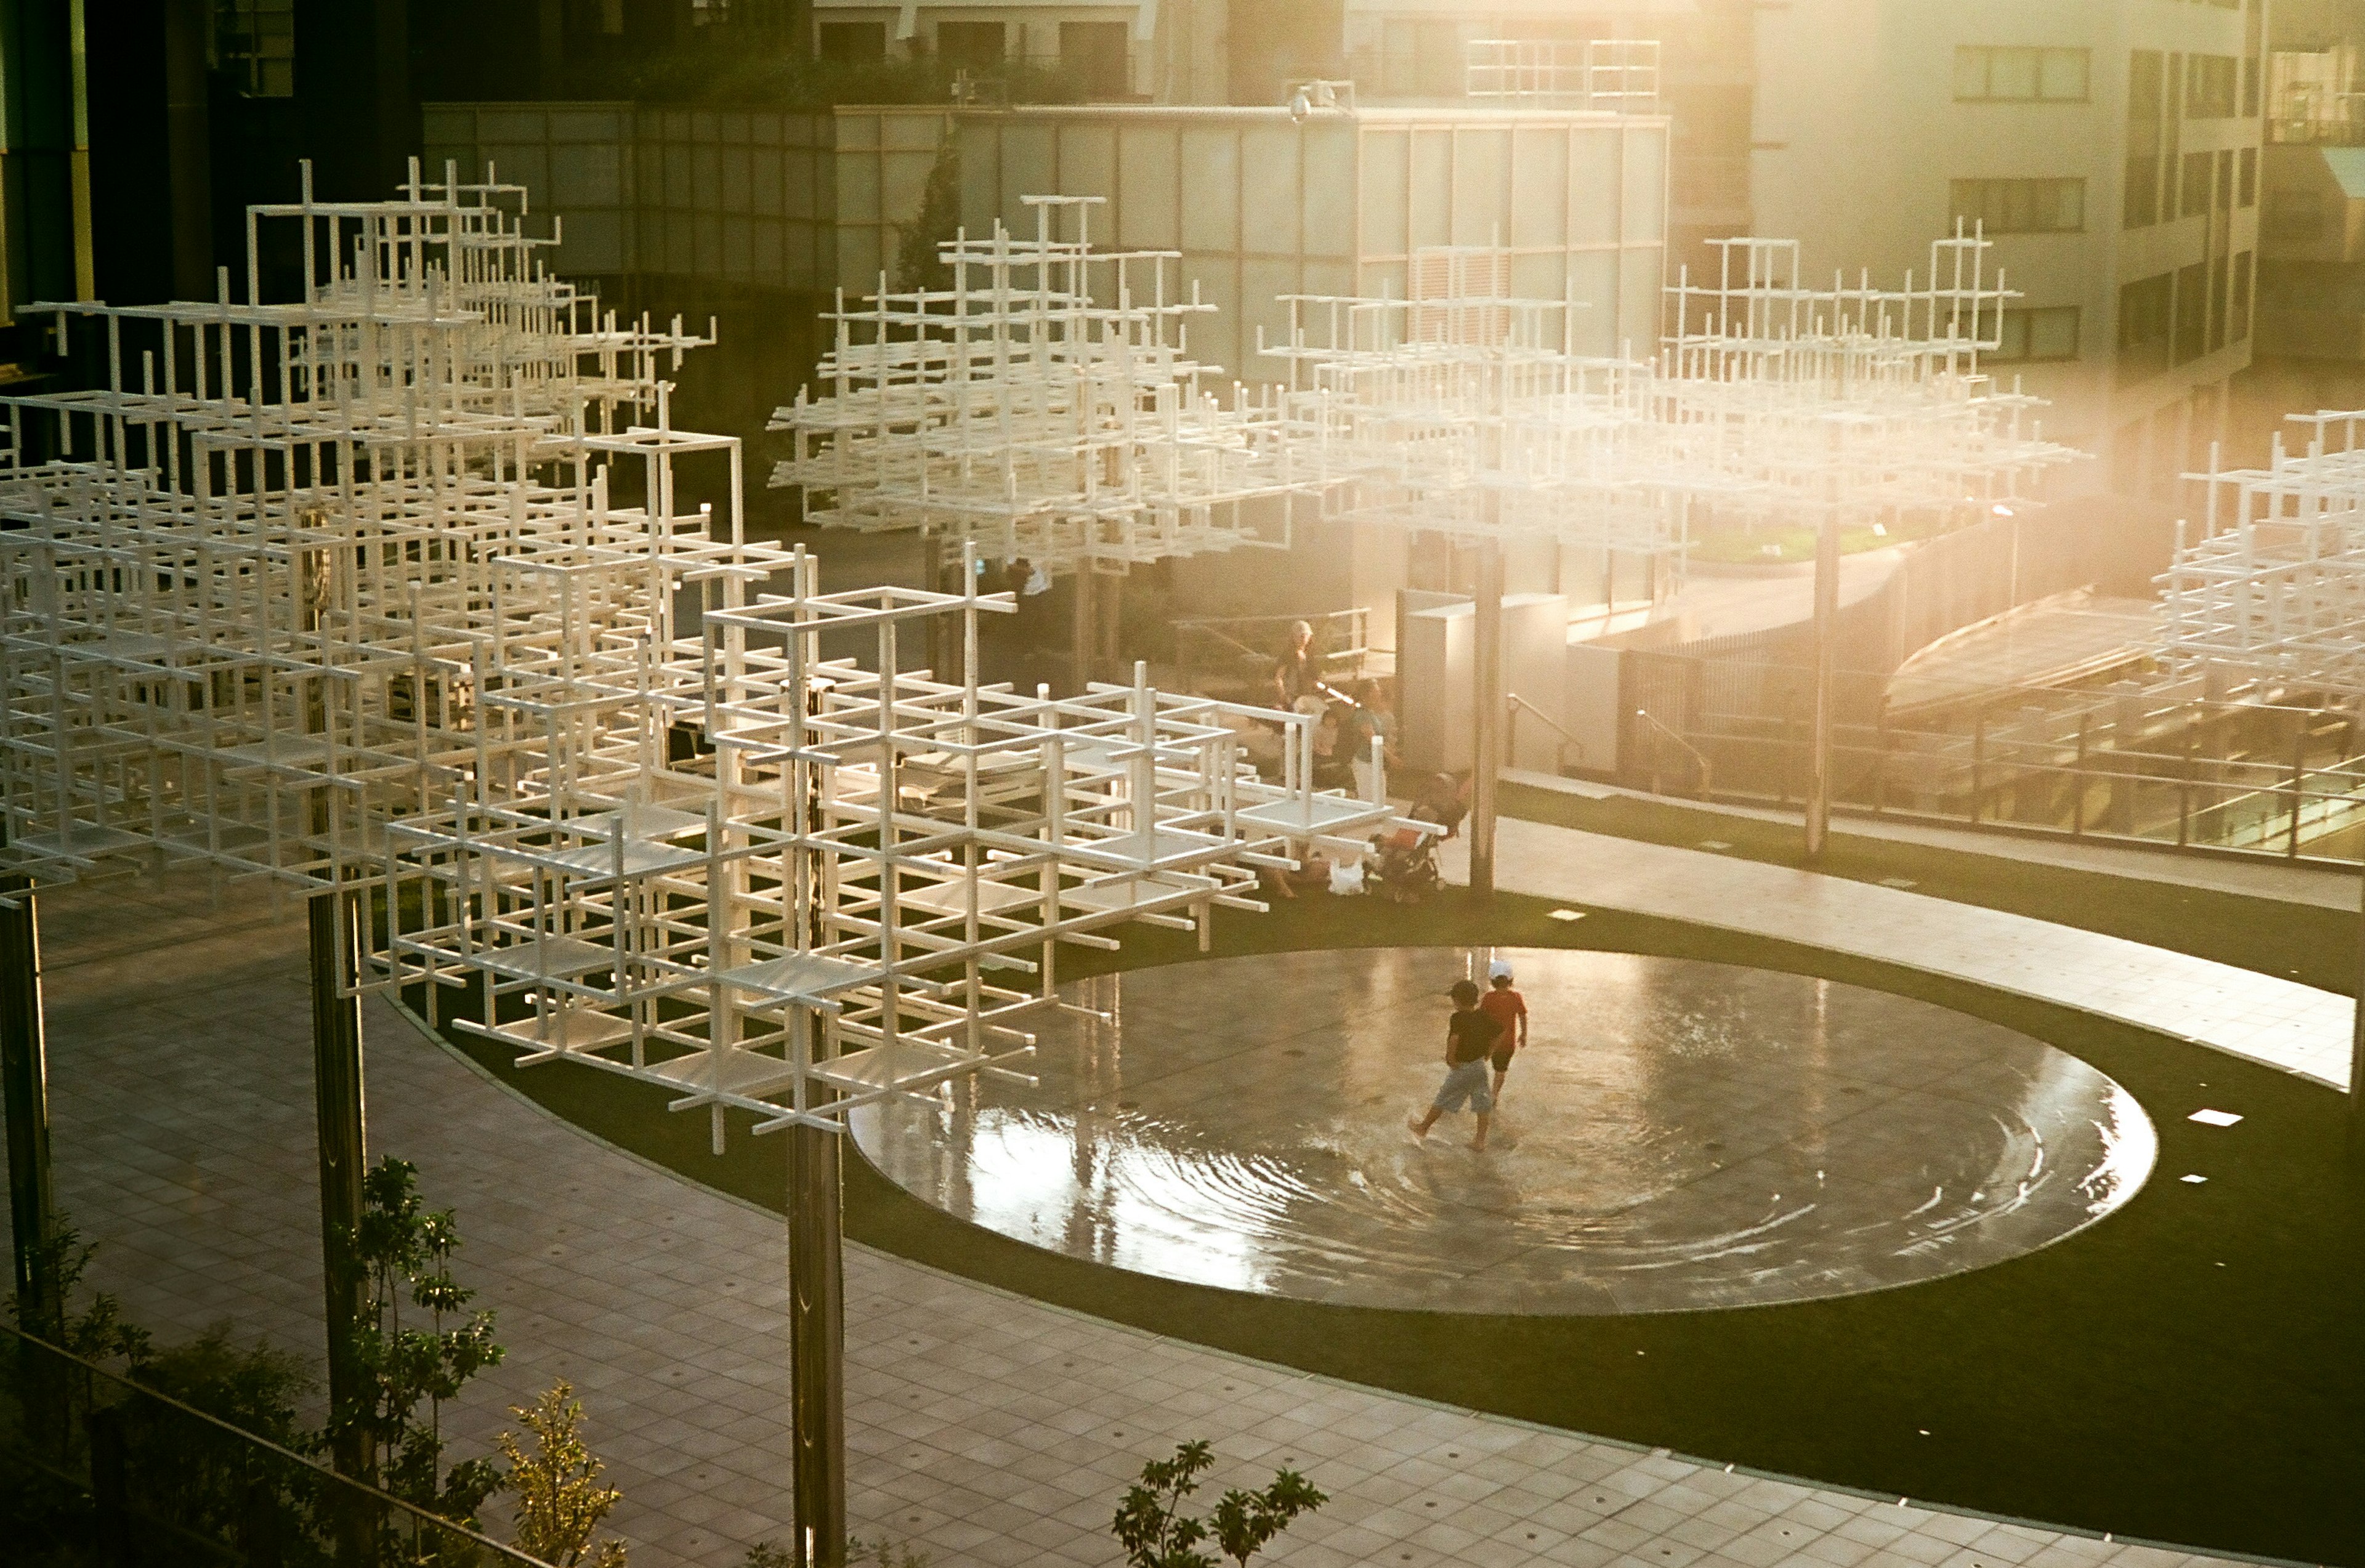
1480, 959, 1529, 1104
1409, 979, 1502, 1151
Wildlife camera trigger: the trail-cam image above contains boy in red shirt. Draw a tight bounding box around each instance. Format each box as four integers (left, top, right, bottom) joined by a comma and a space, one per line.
1480, 960, 1528, 1103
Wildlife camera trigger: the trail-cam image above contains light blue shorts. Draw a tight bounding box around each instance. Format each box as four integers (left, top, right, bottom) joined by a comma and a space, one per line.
1431, 1059, 1494, 1115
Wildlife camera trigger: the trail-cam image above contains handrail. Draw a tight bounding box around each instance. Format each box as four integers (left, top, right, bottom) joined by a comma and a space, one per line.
0, 1318, 559, 1568
1634, 706, 1713, 798
1506, 691, 1586, 772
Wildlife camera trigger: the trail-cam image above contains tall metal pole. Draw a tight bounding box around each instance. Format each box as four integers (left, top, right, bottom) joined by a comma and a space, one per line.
310, 889, 371, 1482
789, 1065, 846, 1568
0, 874, 59, 1335
1804, 515, 1839, 863
1470, 536, 1505, 898
2350, 863, 2365, 1160
300, 542, 373, 1484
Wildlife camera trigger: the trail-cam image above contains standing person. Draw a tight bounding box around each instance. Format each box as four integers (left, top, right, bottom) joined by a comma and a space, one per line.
1272, 619, 1320, 709
1479, 959, 1529, 1104
1408, 979, 1501, 1151
1343, 679, 1397, 799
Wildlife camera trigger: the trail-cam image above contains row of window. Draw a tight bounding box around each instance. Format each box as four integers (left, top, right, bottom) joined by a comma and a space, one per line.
1953, 47, 2253, 115
2117, 251, 2255, 374
1983, 251, 2257, 368
1947, 156, 2254, 238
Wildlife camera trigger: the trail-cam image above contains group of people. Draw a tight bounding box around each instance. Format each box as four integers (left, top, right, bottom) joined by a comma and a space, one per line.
1410, 961, 1529, 1153
1271, 618, 1397, 799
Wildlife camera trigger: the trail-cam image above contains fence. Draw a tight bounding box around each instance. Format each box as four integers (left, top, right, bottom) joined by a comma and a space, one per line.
1173, 608, 1377, 699
0, 1321, 554, 1568
1625, 655, 2365, 865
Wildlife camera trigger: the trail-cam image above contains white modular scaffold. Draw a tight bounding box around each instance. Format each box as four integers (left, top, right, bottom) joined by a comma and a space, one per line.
769, 195, 1312, 576
0, 168, 1399, 1148
1263, 246, 1678, 562
1659, 235, 2080, 532
2160, 411, 2365, 700
1261, 232, 2078, 568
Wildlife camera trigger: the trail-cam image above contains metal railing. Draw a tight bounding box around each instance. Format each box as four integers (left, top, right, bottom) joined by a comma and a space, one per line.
1633, 706, 1713, 799
1171, 608, 1376, 699
1507, 692, 1587, 774
1465, 39, 1660, 111
1620, 655, 2365, 865
0, 1319, 556, 1568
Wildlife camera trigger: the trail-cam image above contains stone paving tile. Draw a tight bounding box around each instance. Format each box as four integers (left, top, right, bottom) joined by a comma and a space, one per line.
9, 876, 2273, 1568
1443, 818, 2354, 1090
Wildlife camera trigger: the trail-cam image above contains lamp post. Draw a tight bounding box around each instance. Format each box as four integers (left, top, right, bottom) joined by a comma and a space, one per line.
1804, 513, 1838, 863
0, 863, 57, 1335
1470, 537, 1505, 898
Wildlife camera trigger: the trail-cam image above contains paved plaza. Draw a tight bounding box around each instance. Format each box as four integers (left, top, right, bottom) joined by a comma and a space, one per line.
21, 870, 2273, 1568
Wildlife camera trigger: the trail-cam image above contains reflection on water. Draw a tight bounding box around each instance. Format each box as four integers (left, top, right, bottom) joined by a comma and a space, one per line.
852, 948, 2156, 1315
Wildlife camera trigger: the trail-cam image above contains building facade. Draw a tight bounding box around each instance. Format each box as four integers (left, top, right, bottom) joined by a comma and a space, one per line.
1752, 0, 2266, 495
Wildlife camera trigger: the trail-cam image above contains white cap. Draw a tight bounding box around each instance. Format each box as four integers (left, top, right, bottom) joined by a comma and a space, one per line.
1487, 960, 1514, 980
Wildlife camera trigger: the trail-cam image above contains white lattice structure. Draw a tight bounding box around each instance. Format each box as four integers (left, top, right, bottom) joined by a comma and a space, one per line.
769, 195, 1312, 575
1658, 235, 2079, 531
0, 168, 1398, 1147
2159, 411, 2365, 700
1266, 248, 1681, 560
1259, 232, 2077, 569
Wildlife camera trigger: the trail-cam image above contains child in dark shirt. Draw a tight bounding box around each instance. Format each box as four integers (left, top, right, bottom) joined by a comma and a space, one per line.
1408, 979, 1501, 1151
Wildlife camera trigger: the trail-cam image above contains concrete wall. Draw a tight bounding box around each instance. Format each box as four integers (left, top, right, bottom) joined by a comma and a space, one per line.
1751, 0, 2263, 480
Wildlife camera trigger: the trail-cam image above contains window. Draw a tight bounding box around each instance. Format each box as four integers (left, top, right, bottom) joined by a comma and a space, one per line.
1988, 306, 2082, 362
2239, 146, 2257, 207
2180, 151, 2214, 218
2187, 54, 2238, 118
2231, 251, 2254, 342
2119, 272, 2173, 379
1954, 46, 2090, 102
2175, 261, 2209, 363
936, 21, 1006, 71
1951, 177, 2085, 234
2125, 52, 2164, 229
1061, 21, 1131, 98
211, 0, 296, 98
818, 22, 886, 62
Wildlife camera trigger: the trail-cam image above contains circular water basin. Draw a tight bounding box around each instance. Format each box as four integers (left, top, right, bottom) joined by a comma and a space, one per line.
850, 947, 2155, 1314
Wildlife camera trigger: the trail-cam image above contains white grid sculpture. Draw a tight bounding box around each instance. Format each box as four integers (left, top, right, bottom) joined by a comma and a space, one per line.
1657, 235, 2080, 532
2160, 411, 2365, 700
1259, 232, 2077, 567
0, 167, 1399, 1149
769, 195, 1312, 575
1264, 247, 1680, 561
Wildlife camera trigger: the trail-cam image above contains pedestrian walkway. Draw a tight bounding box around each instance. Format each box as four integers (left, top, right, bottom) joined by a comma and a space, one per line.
1502, 770, 2361, 912
1444, 815, 2355, 1090
22, 875, 2270, 1568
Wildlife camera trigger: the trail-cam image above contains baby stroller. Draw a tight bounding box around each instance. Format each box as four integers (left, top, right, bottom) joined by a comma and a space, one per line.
1369, 823, 1441, 903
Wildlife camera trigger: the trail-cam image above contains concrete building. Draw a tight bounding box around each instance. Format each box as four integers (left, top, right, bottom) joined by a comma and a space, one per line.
803, 0, 1281, 105
1752, 0, 2266, 497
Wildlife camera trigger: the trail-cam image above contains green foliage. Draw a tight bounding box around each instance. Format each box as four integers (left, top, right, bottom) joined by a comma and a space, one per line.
0, 1221, 327, 1568
9, 1222, 152, 1366
498, 1381, 628, 1568
328, 1157, 507, 1527
743, 1536, 931, 1568
894, 137, 964, 296
1112, 1441, 1327, 1568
